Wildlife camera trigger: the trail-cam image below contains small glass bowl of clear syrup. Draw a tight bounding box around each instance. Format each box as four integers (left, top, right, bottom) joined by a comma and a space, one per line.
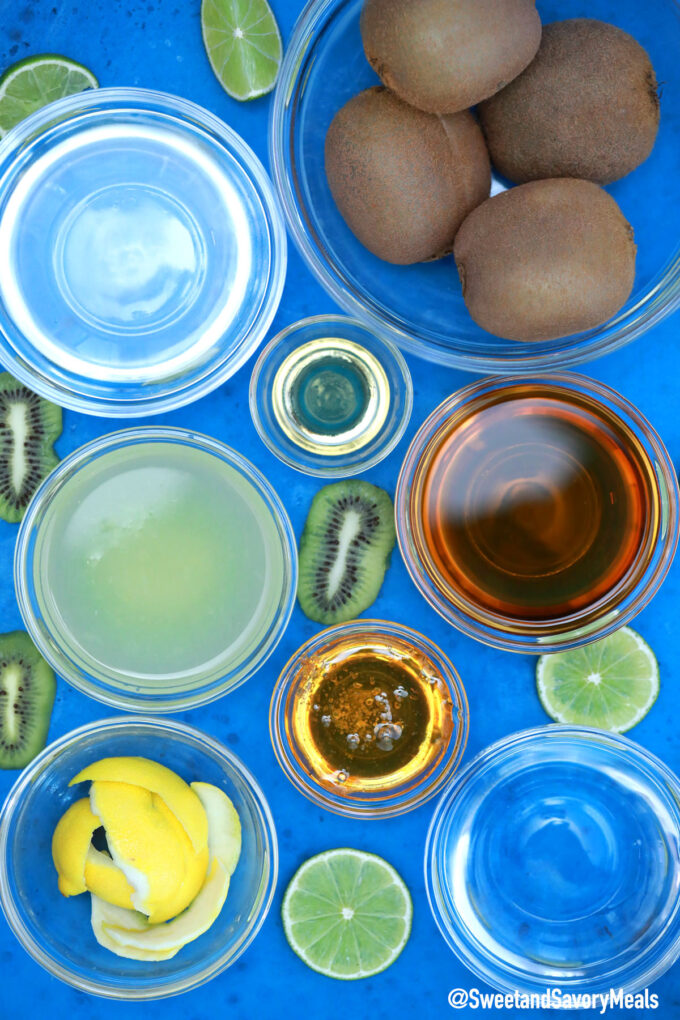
249, 315, 412, 477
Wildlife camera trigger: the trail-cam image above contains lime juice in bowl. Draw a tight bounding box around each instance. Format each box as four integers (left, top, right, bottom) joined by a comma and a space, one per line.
14, 428, 297, 711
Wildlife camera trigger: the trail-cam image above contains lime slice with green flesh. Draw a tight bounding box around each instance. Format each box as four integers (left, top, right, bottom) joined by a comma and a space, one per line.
537, 626, 659, 733
0, 55, 98, 137
282, 848, 412, 980
201, 0, 282, 101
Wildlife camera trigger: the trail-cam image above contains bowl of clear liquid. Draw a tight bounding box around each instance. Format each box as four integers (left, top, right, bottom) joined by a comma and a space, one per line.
426, 726, 680, 997
249, 315, 413, 476
0, 88, 286, 416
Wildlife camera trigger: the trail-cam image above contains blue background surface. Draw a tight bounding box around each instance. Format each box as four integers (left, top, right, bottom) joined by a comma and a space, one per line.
0, 2, 679, 1018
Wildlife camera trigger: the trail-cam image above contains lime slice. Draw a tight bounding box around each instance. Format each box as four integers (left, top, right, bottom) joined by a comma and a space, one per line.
0, 54, 98, 137
282, 848, 412, 980
201, 0, 283, 101
537, 626, 659, 733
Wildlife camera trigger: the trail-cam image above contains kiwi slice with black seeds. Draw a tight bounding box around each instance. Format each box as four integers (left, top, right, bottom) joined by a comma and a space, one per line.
298, 480, 396, 625
0, 372, 62, 523
0, 631, 56, 769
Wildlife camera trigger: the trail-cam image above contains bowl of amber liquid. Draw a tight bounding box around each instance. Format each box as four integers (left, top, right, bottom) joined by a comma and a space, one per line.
396, 373, 679, 653
269, 620, 468, 818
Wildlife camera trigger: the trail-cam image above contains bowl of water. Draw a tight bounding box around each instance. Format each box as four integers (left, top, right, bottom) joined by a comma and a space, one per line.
270, 0, 680, 372
0, 87, 286, 416
0, 716, 278, 999
426, 726, 680, 996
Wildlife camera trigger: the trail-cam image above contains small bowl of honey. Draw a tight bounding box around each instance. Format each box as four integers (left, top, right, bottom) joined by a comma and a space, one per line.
249, 315, 412, 477
396, 372, 679, 654
269, 620, 468, 819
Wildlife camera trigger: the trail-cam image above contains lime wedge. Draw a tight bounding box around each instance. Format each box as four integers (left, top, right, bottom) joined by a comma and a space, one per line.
201, 0, 282, 101
537, 626, 659, 733
282, 848, 412, 980
0, 55, 98, 137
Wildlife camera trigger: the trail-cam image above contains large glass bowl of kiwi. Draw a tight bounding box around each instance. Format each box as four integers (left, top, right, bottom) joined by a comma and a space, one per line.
270, 0, 680, 372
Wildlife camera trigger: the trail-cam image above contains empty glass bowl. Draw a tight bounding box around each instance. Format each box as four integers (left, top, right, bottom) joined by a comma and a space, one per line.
0, 717, 277, 999
0, 88, 286, 416
270, 0, 680, 371
426, 725, 680, 997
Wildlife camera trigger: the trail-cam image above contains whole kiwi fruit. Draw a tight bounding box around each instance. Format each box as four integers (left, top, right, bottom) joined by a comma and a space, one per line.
324, 87, 490, 265
360, 0, 542, 115
478, 19, 660, 185
454, 179, 636, 343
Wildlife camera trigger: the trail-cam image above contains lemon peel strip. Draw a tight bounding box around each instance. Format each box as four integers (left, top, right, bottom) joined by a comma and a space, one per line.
70, 756, 209, 854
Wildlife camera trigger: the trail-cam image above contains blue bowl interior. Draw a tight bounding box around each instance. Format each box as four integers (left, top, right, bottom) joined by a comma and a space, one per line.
288, 0, 680, 368
2, 722, 274, 996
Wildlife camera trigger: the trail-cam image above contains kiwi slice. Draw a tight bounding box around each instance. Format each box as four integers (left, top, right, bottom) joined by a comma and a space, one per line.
298, 481, 396, 625
0, 372, 62, 523
0, 631, 56, 769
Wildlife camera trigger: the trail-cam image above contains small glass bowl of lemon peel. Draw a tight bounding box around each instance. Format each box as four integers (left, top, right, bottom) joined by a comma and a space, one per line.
0, 717, 277, 1000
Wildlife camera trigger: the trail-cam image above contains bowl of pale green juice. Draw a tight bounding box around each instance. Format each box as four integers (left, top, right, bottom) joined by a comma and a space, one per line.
14, 428, 297, 711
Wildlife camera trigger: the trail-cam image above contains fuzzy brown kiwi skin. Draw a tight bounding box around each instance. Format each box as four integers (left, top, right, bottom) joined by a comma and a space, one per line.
478, 19, 660, 186
324, 86, 490, 265
454, 178, 637, 343
360, 0, 542, 115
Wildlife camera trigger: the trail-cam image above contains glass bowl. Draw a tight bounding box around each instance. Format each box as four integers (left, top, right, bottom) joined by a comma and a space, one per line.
15, 427, 297, 712
0, 87, 286, 416
0, 716, 278, 1000
269, 620, 469, 818
395, 372, 679, 653
270, 0, 680, 372
249, 314, 412, 476
425, 725, 680, 997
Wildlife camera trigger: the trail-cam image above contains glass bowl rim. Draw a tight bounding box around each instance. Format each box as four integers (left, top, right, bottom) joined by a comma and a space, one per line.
0, 85, 287, 418
268, 0, 680, 373
424, 723, 680, 996
14, 425, 298, 712
395, 371, 680, 653
269, 617, 469, 819
248, 313, 414, 477
0, 714, 279, 1000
